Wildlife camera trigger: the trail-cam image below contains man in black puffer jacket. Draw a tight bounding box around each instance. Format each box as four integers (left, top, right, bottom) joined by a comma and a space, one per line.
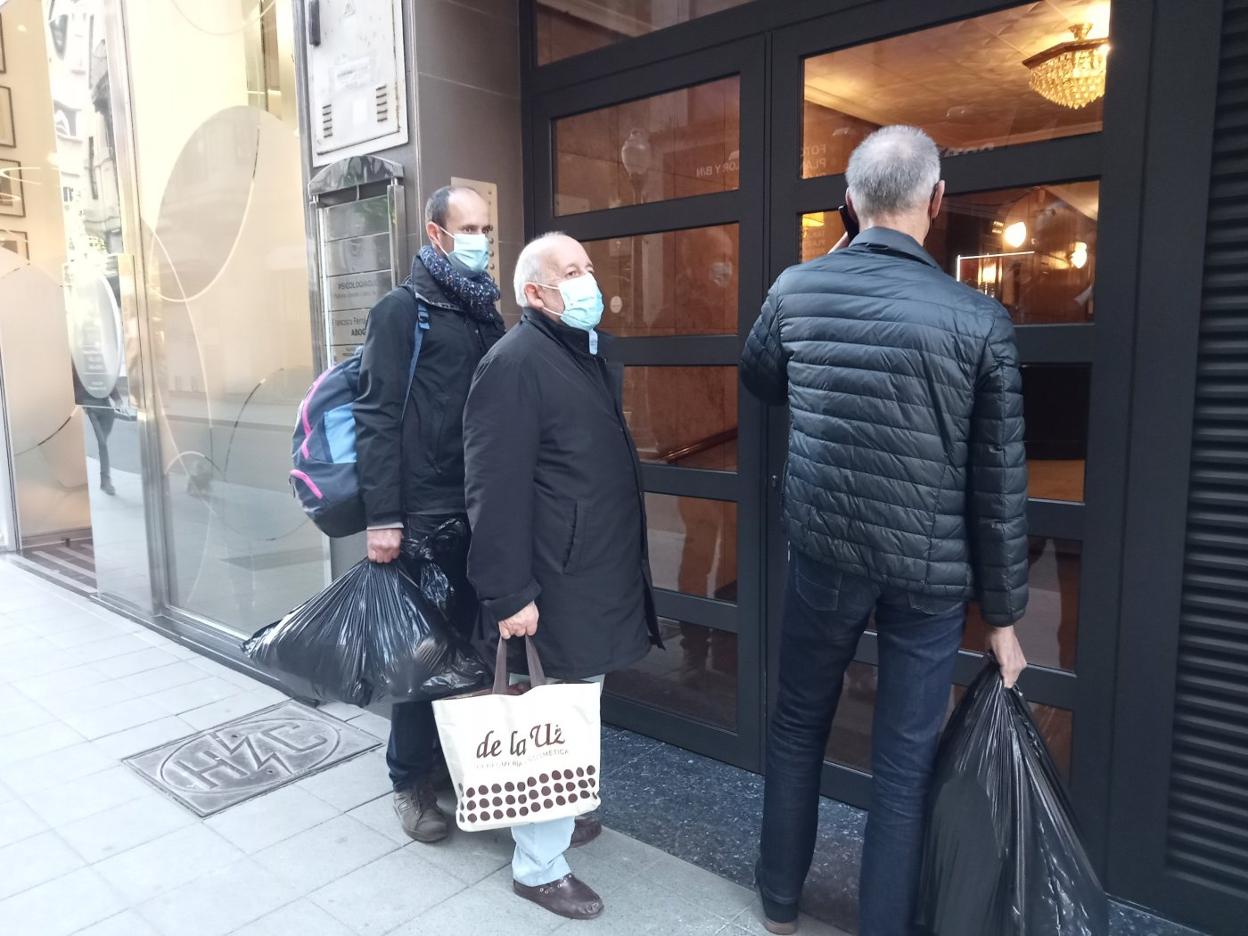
742, 126, 1029, 936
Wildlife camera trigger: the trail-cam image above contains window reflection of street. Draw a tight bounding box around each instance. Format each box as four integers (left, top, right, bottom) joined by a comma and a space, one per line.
555, 77, 740, 215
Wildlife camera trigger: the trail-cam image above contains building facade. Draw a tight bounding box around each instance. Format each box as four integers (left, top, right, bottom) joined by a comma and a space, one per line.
0, 1, 1244, 932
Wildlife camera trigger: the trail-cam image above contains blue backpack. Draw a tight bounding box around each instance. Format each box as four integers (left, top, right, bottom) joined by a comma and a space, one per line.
290, 286, 428, 537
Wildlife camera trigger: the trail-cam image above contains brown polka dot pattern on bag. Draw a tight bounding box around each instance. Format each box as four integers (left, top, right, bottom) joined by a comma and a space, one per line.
457, 765, 599, 827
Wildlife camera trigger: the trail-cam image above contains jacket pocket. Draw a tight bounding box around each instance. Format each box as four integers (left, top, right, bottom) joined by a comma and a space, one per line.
423, 391, 450, 474
562, 500, 589, 574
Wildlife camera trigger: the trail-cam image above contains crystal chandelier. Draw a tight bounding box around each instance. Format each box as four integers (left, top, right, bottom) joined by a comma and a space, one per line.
1023, 24, 1109, 110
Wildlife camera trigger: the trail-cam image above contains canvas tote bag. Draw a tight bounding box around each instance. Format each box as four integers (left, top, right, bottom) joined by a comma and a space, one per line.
432, 637, 602, 831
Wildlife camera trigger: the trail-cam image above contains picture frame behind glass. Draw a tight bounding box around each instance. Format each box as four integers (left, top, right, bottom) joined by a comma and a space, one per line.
0, 87, 14, 147
0, 228, 27, 259
0, 159, 23, 217
0, 14, 6, 74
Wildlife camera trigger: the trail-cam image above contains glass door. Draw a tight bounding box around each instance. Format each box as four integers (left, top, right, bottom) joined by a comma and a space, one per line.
39, 0, 324, 631
112, 1, 325, 635
530, 37, 769, 768
766, 0, 1135, 835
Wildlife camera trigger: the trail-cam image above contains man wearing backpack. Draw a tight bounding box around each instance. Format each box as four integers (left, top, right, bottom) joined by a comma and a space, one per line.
354, 185, 506, 843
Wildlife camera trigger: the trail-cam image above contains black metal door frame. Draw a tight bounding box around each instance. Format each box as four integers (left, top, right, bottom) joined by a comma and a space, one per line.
523, 31, 771, 770
521, 4, 1236, 928
1107, 2, 1243, 932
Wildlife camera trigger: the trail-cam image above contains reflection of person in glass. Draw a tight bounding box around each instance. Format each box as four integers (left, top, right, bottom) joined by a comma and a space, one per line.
72, 365, 117, 496
742, 127, 1029, 936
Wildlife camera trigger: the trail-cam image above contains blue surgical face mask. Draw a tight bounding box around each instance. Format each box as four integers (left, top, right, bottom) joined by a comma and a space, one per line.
538, 273, 603, 332
438, 226, 491, 275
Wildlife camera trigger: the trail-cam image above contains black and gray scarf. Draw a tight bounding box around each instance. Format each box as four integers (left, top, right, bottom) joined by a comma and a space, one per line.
416, 245, 502, 325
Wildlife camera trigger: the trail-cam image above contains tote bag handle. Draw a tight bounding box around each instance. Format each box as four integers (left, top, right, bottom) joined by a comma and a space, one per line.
492, 637, 548, 694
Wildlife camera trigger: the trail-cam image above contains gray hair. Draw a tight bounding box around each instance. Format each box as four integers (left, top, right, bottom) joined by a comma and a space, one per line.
512, 232, 567, 306
845, 126, 941, 220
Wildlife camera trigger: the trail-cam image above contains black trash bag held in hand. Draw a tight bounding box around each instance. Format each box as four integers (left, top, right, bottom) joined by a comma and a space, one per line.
916, 662, 1107, 936
243, 542, 489, 707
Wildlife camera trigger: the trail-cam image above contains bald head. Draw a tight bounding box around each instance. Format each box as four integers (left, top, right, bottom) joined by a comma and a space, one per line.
513, 233, 593, 314
425, 185, 491, 255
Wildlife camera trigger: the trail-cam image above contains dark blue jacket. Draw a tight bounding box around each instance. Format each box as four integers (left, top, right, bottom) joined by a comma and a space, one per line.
742, 227, 1029, 625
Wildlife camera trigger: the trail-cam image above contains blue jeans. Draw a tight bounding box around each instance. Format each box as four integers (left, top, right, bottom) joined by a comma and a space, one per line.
510, 673, 604, 886
758, 549, 965, 936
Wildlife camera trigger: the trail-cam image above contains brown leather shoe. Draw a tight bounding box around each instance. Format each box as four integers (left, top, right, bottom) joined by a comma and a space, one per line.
393, 783, 449, 843
513, 873, 604, 920
570, 813, 602, 848
763, 918, 798, 935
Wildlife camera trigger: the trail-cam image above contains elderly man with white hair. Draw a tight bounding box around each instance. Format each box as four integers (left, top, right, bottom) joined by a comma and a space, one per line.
462, 232, 661, 920
742, 125, 1030, 935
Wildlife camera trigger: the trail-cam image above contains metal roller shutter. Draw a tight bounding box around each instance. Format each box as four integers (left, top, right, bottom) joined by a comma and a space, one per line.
1165, 0, 1248, 897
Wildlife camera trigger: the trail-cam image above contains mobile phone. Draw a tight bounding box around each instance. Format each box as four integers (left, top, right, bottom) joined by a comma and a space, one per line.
837, 204, 860, 240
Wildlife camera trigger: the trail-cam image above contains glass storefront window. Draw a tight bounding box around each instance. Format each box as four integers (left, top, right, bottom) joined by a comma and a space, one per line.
801, 1, 1112, 178
624, 367, 738, 471
125, 2, 323, 631
585, 224, 738, 337
536, 0, 752, 66
646, 493, 737, 601
801, 181, 1100, 327
554, 77, 740, 215
964, 538, 1082, 671
827, 662, 1074, 780
943, 183, 1099, 326
1023, 365, 1089, 503
606, 618, 737, 729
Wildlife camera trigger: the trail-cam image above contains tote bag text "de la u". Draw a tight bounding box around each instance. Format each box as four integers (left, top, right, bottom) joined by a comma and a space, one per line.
433, 639, 601, 831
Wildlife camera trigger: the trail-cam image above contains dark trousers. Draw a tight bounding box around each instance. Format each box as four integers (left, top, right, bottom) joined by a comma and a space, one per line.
758, 549, 965, 936
386, 513, 478, 792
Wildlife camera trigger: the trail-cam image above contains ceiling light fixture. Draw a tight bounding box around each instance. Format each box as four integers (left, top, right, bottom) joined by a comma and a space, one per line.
1024, 24, 1109, 110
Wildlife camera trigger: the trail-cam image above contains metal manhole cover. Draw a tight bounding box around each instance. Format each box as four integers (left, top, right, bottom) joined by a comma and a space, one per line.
124, 700, 379, 816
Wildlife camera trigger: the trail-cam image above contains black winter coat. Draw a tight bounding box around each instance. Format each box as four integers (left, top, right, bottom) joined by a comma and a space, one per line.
741, 227, 1029, 625
463, 310, 661, 680
355, 260, 505, 526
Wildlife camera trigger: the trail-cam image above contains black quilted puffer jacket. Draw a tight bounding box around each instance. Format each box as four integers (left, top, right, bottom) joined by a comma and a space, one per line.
742, 227, 1029, 625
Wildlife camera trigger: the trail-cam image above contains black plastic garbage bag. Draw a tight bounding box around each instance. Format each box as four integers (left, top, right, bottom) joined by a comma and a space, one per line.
242, 543, 489, 707
916, 662, 1107, 936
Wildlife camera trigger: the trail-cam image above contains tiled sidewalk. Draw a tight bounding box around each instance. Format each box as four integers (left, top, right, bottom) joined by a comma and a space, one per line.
0, 561, 845, 936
